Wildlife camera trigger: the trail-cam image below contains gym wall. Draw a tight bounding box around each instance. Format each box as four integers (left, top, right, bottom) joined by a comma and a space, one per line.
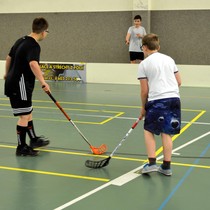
0, 0, 210, 87
0, 0, 209, 64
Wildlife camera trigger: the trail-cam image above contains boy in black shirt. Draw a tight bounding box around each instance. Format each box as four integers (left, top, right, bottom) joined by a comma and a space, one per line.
4, 17, 51, 156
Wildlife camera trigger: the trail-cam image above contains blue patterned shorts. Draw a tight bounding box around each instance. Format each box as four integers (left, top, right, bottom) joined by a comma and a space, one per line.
144, 98, 181, 135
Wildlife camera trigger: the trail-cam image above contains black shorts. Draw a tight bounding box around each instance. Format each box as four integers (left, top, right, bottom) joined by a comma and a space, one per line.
9, 94, 33, 116
129, 51, 144, 61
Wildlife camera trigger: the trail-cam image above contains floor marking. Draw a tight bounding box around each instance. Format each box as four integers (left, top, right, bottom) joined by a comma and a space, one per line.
1, 144, 208, 168
172, 152, 180, 155
99, 112, 124, 124
0, 97, 206, 112
0, 108, 124, 125
155, 110, 206, 157
109, 165, 144, 186
158, 144, 210, 210
171, 162, 210, 169
54, 131, 209, 210
109, 131, 209, 186
54, 182, 112, 210
0, 145, 145, 162
157, 131, 210, 161
0, 166, 109, 182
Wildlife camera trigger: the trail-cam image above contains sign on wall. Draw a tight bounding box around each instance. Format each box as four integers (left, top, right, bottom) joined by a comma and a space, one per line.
40, 62, 86, 82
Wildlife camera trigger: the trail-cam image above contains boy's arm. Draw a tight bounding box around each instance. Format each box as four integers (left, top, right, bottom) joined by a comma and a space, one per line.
125, 33, 131, 45
175, 71, 181, 87
139, 79, 149, 119
29, 60, 50, 92
4, 55, 11, 79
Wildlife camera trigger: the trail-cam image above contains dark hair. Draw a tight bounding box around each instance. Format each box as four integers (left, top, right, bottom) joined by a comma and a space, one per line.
142, 33, 160, 50
32, 17, 49, 33
134, 15, 142, 21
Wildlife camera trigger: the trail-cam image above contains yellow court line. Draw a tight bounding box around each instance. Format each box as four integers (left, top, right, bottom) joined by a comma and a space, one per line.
1, 144, 209, 168
0, 114, 123, 125
0, 115, 98, 125
181, 108, 205, 112
0, 98, 139, 108
170, 162, 210, 169
0, 145, 103, 158
0, 103, 10, 107
0, 103, 122, 114
0, 98, 205, 111
99, 112, 125, 125
0, 144, 209, 180
0, 166, 109, 182
110, 155, 210, 169
0, 103, 124, 125
0, 106, 124, 125
155, 110, 206, 157
0, 145, 147, 162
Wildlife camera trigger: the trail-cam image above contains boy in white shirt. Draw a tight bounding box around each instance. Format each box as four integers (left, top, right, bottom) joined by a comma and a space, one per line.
138, 33, 181, 176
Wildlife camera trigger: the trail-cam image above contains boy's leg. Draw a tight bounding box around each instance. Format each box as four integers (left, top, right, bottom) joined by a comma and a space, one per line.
144, 130, 156, 159
16, 114, 39, 156
158, 133, 173, 176
142, 130, 158, 173
27, 114, 50, 148
161, 133, 172, 162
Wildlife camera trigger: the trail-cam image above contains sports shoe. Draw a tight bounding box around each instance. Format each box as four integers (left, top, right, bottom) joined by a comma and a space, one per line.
30, 136, 50, 149
141, 163, 158, 174
16, 145, 39, 156
158, 164, 172, 176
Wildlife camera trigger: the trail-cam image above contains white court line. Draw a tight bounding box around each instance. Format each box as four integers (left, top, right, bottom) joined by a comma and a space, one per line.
157, 131, 210, 161
54, 131, 210, 210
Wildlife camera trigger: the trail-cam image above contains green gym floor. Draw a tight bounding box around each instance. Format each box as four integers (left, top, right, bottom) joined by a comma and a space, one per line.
0, 80, 210, 210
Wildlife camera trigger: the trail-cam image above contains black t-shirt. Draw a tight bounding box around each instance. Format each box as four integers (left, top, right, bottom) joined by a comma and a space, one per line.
5, 36, 40, 97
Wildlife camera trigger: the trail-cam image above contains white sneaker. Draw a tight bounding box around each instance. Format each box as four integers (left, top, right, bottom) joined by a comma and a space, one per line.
158, 164, 172, 176
142, 164, 158, 174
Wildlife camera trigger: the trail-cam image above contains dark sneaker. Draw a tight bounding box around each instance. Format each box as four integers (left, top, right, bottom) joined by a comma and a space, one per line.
16, 145, 39, 156
30, 136, 50, 149
158, 164, 172, 176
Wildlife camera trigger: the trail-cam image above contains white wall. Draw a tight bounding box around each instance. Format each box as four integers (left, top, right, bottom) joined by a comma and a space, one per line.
0, 0, 133, 13
1, 0, 210, 13
87, 63, 210, 87
1, 60, 210, 87
150, 0, 210, 10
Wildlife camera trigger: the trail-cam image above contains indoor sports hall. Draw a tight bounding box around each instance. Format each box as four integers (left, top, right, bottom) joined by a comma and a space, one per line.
1, 81, 210, 210
0, 1, 210, 210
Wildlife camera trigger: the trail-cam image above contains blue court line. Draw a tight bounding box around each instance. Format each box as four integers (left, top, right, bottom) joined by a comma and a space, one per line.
158, 143, 210, 210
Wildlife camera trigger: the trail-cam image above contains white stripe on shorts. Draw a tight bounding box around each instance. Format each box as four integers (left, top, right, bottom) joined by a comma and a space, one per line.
13, 107, 33, 115
19, 74, 27, 100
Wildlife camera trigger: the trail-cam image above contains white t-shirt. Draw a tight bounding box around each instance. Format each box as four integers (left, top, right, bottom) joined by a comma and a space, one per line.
137, 52, 180, 101
128, 26, 146, 52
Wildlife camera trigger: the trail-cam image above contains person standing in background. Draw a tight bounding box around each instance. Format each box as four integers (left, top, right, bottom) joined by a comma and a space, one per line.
4, 17, 51, 156
125, 15, 146, 64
